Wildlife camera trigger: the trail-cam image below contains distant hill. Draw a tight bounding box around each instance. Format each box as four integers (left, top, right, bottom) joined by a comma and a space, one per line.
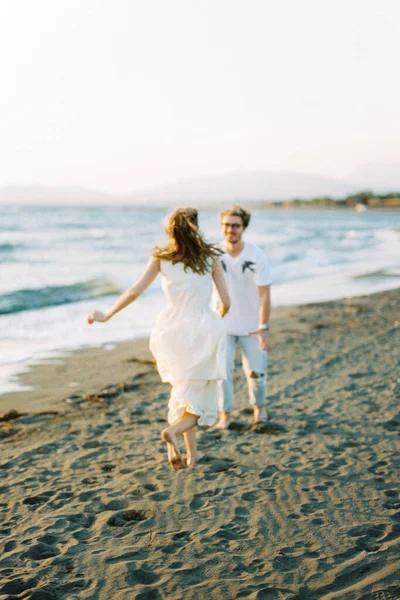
346, 162, 400, 192
0, 185, 115, 205
1, 166, 398, 205
130, 171, 358, 204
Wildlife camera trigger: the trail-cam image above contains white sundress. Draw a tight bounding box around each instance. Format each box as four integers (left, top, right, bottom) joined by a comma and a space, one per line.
149, 259, 226, 426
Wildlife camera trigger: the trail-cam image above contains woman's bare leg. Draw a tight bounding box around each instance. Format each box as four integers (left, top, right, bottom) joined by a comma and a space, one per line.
161, 412, 199, 471
183, 427, 205, 465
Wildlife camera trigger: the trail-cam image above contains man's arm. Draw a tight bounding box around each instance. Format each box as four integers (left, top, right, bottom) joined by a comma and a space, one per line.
249, 284, 271, 352
259, 285, 271, 326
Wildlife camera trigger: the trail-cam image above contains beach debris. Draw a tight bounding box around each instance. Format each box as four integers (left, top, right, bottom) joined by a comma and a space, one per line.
311, 321, 331, 330
82, 476, 98, 485
343, 304, 363, 314
0, 409, 58, 422
126, 357, 156, 365
101, 463, 116, 472
64, 379, 142, 407
0, 421, 18, 439
65, 394, 82, 404
0, 409, 26, 421
147, 532, 156, 546
83, 394, 106, 403
64, 562, 74, 573
251, 422, 287, 435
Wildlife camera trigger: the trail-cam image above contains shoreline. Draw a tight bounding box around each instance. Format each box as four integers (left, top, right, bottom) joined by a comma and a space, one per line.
2, 281, 400, 408
1, 287, 399, 599
1, 287, 399, 415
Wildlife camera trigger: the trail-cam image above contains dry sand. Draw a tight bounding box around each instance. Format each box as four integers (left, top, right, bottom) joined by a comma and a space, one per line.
0, 289, 399, 600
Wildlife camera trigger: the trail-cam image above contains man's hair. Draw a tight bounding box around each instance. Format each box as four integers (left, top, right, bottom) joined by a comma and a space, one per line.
152, 207, 223, 275
219, 206, 251, 228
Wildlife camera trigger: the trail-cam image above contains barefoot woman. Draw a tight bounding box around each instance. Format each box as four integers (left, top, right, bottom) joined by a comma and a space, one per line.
88, 208, 230, 470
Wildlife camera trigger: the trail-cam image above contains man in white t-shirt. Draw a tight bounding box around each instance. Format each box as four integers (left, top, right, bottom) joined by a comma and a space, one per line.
216, 206, 272, 429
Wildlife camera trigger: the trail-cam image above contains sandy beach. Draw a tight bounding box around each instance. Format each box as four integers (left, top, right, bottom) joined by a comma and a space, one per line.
1, 289, 399, 600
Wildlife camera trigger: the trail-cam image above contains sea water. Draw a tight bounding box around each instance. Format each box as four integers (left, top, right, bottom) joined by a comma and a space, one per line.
1, 204, 399, 394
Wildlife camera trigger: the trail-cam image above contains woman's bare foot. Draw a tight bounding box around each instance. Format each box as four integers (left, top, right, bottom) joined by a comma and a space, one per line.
162, 428, 185, 471
187, 452, 206, 466
215, 412, 232, 429
254, 404, 268, 423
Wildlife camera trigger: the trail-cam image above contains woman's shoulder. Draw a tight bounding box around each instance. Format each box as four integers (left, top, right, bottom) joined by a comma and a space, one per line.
159, 258, 183, 273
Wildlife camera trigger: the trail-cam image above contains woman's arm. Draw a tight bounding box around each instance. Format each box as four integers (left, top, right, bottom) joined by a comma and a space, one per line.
212, 258, 231, 317
88, 257, 160, 324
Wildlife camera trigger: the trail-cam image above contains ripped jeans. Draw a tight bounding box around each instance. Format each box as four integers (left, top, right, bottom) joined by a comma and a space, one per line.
218, 334, 268, 413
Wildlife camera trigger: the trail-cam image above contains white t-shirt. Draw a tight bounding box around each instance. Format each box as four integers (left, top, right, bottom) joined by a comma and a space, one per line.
215, 242, 272, 336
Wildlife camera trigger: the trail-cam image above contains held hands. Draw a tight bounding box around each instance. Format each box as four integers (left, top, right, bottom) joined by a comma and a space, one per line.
249, 328, 268, 352
87, 310, 109, 324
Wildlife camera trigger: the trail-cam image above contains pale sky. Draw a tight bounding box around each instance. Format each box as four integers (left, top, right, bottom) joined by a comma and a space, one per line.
0, 0, 399, 194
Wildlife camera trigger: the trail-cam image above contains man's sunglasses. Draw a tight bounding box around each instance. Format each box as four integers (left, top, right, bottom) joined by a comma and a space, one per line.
222, 223, 243, 229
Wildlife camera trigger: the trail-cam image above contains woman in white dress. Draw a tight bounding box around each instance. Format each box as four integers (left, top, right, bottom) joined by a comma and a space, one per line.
88, 208, 230, 470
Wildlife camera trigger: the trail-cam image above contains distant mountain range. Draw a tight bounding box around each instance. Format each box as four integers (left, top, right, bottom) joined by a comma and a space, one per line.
1, 164, 399, 205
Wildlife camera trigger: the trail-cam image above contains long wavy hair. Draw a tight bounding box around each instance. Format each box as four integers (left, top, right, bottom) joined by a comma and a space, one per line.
152, 207, 223, 274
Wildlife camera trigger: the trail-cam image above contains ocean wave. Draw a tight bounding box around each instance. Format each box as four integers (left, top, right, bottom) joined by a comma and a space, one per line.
374, 229, 400, 243
354, 269, 400, 280
0, 278, 121, 315
0, 242, 17, 252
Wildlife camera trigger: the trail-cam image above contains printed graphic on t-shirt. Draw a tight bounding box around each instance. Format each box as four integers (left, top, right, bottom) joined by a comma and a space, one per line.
242, 260, 256, 274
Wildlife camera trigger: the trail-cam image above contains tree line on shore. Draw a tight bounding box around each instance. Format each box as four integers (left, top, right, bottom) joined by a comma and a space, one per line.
264, 191, 400, 209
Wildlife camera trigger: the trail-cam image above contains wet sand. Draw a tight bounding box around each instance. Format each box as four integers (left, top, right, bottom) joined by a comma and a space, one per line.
0, 289, 399, 600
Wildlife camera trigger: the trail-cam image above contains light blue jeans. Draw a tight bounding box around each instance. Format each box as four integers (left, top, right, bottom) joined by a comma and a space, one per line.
218, 334, 268, 413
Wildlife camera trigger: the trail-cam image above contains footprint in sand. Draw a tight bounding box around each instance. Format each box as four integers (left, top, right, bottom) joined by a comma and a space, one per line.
367, 459, 390, 476
66, 512, 96, 530
150, 490, 170, 502
189, 496, 207, 510
125, 562, 160, 585
22, 539, 61, 560
251, 422, 287, 435
348, 522, 398, 552
215, 522, 247, 540
3, 539, 16, 552
258, 465, 279, 480
100, 498, 130, 511
383, 489, 400, 510
242, 557, 265, 575
299, 502, 317, 516
383, 498, 400, 510
173, 530, 192, 542
142, 483, 157, 492
160, 532, 192, 555
100, 463, 117, 473
384, 489, 399, 498
82, 477, 97, 485
234, 506, 250, 522
272, 552, 303, 573
288, 513, 301, 520
107, 508, 153, 527
22, 490, 56, 508
382, 412, 400, 431
0, 577, 39, 597
189, 487, 223, 510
